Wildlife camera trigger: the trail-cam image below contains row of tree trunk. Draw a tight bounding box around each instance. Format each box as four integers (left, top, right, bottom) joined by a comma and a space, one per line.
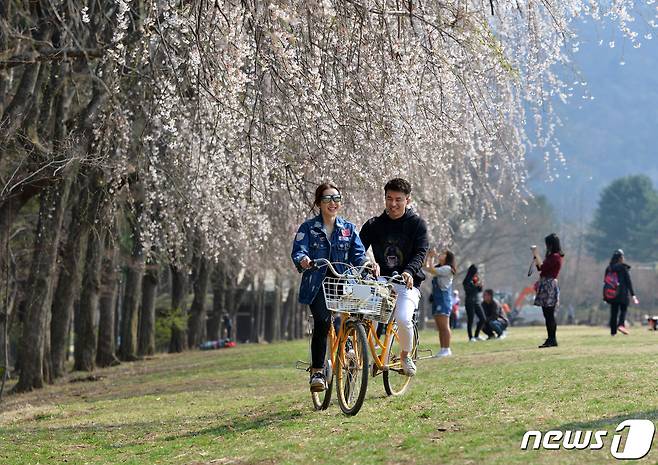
1, 176, 307, 393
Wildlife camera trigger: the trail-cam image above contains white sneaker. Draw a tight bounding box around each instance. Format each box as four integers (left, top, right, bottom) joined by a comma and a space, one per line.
469, 337, 478, 342
476, 336, 487, 341
433, 348, 452, 358
309, 373, 327, 392
498, 331, 507, 340
401, 356, 416, 377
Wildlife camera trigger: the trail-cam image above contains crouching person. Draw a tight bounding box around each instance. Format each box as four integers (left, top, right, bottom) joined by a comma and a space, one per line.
481, 289, 508, 339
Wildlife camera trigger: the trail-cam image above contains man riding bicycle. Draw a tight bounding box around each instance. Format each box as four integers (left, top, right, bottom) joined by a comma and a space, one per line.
359, 178, 429, 377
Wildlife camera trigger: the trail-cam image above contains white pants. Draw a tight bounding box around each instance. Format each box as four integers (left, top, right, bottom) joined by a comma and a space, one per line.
392, 284, 420, 352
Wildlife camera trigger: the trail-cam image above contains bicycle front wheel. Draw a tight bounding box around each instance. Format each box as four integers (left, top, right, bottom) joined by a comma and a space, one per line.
335, 320, 369, 415
383, 322, 419, 396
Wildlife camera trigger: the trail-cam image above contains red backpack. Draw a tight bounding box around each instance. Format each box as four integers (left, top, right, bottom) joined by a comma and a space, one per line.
603, 269, 620, 302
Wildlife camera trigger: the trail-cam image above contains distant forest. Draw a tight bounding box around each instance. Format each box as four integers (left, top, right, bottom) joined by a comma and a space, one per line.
528, 19, 658, 219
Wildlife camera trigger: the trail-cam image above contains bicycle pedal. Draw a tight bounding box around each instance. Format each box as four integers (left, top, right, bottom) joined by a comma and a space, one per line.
296, 360, 311, 371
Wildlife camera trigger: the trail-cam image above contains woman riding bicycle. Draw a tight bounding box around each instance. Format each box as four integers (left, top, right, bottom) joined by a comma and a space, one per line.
291, 182, 371, 393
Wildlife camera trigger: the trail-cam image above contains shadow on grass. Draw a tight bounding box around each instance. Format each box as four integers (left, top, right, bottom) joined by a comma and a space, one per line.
2, 407, 308, 451
165, 407, 306, 441
555, 410, 658, 431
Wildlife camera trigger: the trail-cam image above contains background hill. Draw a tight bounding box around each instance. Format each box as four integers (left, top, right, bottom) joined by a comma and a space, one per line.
528, 19, 658, 219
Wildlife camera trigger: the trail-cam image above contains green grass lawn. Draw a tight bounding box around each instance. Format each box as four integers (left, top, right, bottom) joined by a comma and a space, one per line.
1, 325, 658, 465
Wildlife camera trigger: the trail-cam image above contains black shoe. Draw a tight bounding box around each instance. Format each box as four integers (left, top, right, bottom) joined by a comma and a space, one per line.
309, 372, 327, 392
538, 339, 558, 348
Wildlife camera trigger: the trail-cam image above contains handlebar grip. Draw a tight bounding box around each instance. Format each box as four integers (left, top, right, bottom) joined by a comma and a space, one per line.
307, 258, 330, 271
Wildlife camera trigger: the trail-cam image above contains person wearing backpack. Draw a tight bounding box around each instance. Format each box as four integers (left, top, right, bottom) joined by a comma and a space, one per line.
604, 249, 639, 336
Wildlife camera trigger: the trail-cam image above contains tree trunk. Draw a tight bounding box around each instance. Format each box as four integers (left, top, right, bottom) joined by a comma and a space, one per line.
170, 264, 189, 313
259, 275, 267, 342
13, 176, 74, 392
50, 180, 88, 378
119, 250, 143, 361
187, 257, 210, 348
138, 261, 158, 356
169, 324, 185, 353
74, 226, 105, 371
118, 203, 144, 362
0, 192, 41, 384
207, 266, 225, 341
68, 300, 78, 362
168, 263, 189, 353
97, 230, 120, 367
73, 167, 112, 371
287, 286, 301, 341
226, 284, 237, 340
250, 275, 258, 343
42, 311, 53, 385
272, 275, 282, 342
295, 293, 303, 340
114, 271, 124, 356
0, 0, 10, 116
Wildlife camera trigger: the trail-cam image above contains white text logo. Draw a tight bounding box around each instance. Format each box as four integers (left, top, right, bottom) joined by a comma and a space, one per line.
521, 419, 655, 460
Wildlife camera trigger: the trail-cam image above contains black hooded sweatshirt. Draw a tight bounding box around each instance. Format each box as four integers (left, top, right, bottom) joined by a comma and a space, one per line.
463, 265, 483, 304
360, 209, 429, 288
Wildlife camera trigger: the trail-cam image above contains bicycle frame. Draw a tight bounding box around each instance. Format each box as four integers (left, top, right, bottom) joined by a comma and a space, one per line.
332, 314, 403, 373
364, 319, 404, 372
324, 314, 397, 378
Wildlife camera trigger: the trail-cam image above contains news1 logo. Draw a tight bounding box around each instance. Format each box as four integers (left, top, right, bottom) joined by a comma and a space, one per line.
521, 419, 656, 460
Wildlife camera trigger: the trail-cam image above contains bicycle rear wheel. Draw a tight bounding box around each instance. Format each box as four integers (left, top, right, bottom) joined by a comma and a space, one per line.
383, 322, 419, 396
311, 338, 334, 410
335, 320, 369, 415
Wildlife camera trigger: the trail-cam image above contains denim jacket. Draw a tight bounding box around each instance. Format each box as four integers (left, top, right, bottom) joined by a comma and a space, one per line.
291, 215, 368, 305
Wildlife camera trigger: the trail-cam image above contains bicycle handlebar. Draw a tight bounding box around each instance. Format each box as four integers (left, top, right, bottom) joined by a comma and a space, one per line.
309, 258, 405, 285
309, 258, 369, 277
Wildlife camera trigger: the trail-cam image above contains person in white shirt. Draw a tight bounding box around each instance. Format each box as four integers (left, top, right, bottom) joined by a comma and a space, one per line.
424, 249, 457, 357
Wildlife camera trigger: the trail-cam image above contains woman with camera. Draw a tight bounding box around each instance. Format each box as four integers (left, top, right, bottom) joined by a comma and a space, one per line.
531, 233, 564, 348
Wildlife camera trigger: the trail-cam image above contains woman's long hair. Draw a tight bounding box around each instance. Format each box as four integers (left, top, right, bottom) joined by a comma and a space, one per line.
442, 250, 457, 274
544, 233, 565, 257
463, 264, 478, 286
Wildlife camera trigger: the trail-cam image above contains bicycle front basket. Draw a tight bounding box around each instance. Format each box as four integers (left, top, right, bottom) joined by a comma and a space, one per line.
322, 276, 397, 322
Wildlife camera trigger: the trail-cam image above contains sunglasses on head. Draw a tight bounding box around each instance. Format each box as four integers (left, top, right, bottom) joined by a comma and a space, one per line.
320, 194, 342, 204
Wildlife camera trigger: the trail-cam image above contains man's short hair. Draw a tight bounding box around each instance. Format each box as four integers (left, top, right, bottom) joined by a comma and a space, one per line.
484, 289, 494, 297
384, 178, 411, 196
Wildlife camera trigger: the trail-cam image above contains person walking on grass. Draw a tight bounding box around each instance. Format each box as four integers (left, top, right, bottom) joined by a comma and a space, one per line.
424, 249, 457, 357
222, 313, 232, 341
291, 182, 371, 393
532, 233, 564, 348
360, 178, 429, 377
463, 264, 486, 341
603, 249, 639, 336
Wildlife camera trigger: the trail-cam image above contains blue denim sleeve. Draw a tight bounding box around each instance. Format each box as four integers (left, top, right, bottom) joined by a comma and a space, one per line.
349, 226, 368, 266
291, 222, 311, 273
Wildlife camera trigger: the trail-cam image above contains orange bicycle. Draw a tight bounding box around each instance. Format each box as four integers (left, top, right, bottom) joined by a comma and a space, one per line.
297, 259, 426, 415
